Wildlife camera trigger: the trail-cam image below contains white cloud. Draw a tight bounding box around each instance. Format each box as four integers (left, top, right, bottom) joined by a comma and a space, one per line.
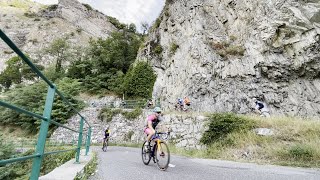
33, 0, 165, 31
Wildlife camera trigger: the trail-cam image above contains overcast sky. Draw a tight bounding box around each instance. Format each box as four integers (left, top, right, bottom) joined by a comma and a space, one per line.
33, 0, 165, 32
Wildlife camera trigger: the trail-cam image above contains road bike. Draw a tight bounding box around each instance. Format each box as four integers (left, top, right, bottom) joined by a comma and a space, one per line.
102, 137, 109, 152
141, 131, 170, 171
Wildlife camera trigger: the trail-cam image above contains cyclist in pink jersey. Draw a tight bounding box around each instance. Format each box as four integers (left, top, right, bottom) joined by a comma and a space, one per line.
144, 107, 163, 146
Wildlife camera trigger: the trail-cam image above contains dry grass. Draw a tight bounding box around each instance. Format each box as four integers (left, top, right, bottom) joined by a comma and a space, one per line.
170, 115, 320, 168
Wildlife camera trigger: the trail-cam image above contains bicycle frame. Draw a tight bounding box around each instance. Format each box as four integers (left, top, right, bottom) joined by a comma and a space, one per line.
151, 132, 170, 154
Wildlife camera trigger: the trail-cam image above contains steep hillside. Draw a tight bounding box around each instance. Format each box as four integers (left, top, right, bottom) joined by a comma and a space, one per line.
0, 0, 117, 71
138, 0, 320, 117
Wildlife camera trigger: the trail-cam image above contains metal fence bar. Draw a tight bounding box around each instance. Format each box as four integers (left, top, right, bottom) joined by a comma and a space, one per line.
0, 101, 47, 121
0, 154, 40, 166
50, 119, 80, 133
75, 117, 84, 163
43, 148, 77, 156
30, 86, 55, 180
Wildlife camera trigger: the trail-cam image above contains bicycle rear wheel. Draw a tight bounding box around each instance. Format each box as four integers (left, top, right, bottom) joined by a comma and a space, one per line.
102, 140, 108, 152
155, 141, 170, 170
141, 141, 151, 165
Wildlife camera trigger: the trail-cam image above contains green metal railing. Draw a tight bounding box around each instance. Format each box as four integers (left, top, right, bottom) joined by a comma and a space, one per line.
0, 29, 92, 179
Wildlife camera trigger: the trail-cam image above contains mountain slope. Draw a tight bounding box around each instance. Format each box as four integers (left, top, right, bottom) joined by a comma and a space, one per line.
0, 0, 117, 71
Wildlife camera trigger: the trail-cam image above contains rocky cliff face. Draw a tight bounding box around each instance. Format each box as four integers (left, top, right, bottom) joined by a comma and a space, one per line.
0, 0, 117, 71
138, 0, 320, 117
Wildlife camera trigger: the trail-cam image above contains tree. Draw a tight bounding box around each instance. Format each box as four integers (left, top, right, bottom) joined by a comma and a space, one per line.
128, 23, 136, 33
45, 38, 70, 73
123, 62, 156, 98
140, 22, 149, 35
0, 78, 84, 134
67, 59, 92, 80
0, 56, 43, 90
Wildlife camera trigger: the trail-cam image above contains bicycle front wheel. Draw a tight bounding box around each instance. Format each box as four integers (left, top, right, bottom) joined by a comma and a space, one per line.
155, 141, 170, 170
141, 141, 151, 165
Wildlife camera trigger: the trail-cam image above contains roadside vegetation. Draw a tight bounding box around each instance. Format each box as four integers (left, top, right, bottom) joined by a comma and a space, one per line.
0, 134, 76, 180
98, 108, 143, 122
74, 152, 97, 180
169, 114, 320, 168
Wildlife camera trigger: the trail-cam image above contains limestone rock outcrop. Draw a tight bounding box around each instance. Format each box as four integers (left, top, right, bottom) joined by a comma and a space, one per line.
137, 0, 320, 117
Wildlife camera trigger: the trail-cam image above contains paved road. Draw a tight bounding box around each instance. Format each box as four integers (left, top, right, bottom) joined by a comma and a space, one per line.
89, 146, 320, 180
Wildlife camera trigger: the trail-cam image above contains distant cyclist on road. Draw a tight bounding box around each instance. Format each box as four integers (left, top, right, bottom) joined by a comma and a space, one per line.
102, 128, 110, 145
144, 107, 163, 147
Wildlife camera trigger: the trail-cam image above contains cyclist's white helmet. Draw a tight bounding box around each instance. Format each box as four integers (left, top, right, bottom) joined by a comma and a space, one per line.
153, 107, 162, 113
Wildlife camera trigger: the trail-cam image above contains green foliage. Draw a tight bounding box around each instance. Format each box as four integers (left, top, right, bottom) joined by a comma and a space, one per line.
67, 60, 92, 80
2, 0, 32, 9
98, 108, 122, 123
128, 23, 136, 33
164, 8, 170, 17
41, 148, 76, 175
89, 32, 141, 74
211, 41, 245, 58
43, 66, 66, 82
45, 38, 70, 73
0, 56, 44, 90
74, 152, 97, 180
0, 78, 84, 135
122, 62, 156, 98
46, 4, 58, 11
24, 11, 37, 18
107, 16, 127, 29
200, 113, 256, 145
170, 43, 179, 54
0, 134, 15, 160
98, 107, 142, 122
277, 144, 315, 161
154, 45, 163, 55
154, 18, 162, 29
83, 31, 142, 94
0, 147, 76, 180
76, 28, 82, 34
82, 3, 93, 11
125, 131, 134, 141
122, 108, 142, 120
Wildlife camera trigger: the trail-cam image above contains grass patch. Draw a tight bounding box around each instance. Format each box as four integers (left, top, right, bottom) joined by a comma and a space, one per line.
170, 43, 179, 54
108, 142, 141, 148
0, 0, 34, 9
74, 152, 97, 180
197, 115, 320, 167
154, 44, 163, 55
211, 41, 245, 58
200, 113, 256, 145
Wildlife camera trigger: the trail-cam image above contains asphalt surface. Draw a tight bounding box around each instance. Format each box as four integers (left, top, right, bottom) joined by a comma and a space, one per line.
89, 146, 320, 180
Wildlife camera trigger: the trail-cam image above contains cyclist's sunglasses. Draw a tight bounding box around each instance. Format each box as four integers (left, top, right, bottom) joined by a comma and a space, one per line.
156, 112, 161, 114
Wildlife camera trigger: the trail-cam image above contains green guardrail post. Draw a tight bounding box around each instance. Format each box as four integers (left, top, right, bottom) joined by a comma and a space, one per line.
30, 86, 55, 180
85, 127, 92, 156
75, 117, 84, 163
